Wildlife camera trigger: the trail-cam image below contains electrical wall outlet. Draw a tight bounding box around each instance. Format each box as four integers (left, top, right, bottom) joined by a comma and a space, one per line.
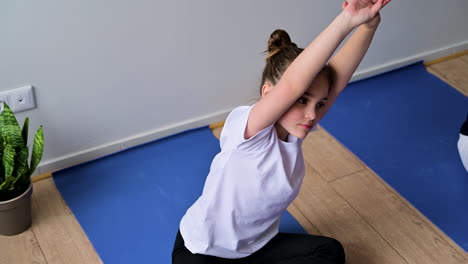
0, 85, 36, 113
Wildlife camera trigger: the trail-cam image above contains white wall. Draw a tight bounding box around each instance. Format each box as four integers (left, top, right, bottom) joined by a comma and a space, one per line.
1, 0, 467, 175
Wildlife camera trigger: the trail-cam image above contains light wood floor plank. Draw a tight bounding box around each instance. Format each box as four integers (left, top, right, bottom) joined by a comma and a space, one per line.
460, 54, 468, 65
366, 163, 468, 261
294, 161, 407, 264
0, 228, 47, 264
286, 203, 321, 235
302, 126, 365, 182
330, 170, 467, 264
426, 56, 468, 96
31, 178, 102, 264
212, 126, 223, 140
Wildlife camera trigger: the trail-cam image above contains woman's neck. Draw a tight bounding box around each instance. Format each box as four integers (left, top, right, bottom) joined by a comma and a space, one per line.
274, 123, 289, 142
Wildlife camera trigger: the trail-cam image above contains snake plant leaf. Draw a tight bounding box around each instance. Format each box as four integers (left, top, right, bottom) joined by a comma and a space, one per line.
11, 146, 29, 188
0, 134, 3, 156
0, 140, 15, 192
0, 136, 4, 184
29, 125, 44, 177
22, 117, 29, 147
0, 103, 24, 148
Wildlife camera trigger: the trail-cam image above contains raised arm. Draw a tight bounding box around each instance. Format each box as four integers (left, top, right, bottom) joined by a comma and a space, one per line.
328, 0, 391, 95
245, 0, 387, 139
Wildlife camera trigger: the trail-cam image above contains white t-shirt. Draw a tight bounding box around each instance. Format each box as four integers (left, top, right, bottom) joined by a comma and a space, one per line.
458, 134, 468, 172
179, 104, 317, 259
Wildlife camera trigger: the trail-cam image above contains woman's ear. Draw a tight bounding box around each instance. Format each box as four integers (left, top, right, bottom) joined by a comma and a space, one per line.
261, 81, 274, 98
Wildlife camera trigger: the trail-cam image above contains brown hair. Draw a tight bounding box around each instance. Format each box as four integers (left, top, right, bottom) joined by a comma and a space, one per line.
260, 29, 334, 94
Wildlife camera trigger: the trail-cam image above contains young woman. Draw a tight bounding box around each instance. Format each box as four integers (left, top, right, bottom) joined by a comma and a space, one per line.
173, 1, 391, 263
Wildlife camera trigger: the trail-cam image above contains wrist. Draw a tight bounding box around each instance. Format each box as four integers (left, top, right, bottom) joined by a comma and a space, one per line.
335, 11, 358, 34
362, 23, 379, 31
363, 15, 381, 30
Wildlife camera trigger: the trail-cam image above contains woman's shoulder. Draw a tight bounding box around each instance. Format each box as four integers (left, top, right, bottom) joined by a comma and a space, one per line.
220, 104, 274, 151
228, 105, 253, 118
224, 105, 254, 129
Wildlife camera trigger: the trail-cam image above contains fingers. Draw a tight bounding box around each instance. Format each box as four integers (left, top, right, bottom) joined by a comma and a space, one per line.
371, 0, 385, 14
342, 1, 348, 10
382, 0, 391, 8
375, 0, 391, 11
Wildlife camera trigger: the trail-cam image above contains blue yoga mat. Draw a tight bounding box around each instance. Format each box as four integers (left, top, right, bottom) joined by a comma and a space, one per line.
320, 62, 468, 251
53, 127, 306, 264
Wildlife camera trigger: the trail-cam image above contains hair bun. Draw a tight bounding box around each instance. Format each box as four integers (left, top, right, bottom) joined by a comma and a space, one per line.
267, 29, 296, 58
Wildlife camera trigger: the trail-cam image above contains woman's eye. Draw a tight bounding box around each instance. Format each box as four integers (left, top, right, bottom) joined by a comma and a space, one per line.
317, 102, 326, 109
297, 97, 308, 104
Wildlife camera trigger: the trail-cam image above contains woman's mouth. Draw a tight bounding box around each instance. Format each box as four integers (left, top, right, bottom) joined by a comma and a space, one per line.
299, 124, 312, 130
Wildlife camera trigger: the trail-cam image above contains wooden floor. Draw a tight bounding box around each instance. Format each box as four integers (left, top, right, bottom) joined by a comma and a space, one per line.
1, 55, 467, 264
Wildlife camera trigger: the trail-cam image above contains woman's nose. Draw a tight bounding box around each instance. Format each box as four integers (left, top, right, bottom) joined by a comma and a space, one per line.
305, 107, 316, 121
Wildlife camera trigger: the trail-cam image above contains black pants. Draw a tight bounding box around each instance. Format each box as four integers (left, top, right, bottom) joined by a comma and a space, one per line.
172, 230, 345, 264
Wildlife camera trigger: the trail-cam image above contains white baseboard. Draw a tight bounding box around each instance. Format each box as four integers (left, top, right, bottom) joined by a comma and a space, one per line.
34, 108, 233, 176
351, 39, 468, 82
35, 40, 468, 176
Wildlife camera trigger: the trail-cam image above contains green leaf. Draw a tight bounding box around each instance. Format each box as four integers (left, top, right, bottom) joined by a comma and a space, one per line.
0, 103, 43, 198
29, 125, 44, 177
0, 103, 24, 148
11, 146, 29, 188
0, 133, 3, 155
22, 117, 29, 147
0, 140, 16, 191
0, 136, 4, 184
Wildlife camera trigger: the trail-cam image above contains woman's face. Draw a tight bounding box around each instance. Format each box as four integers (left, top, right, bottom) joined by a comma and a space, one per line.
275, 73, 329, 141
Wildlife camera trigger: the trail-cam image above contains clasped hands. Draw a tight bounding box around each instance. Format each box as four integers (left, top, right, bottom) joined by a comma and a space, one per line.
342, 0, 391, 28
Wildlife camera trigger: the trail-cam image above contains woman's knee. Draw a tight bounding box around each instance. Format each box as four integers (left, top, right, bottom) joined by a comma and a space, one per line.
329, 238, 345, 260
315, 237, 346, 263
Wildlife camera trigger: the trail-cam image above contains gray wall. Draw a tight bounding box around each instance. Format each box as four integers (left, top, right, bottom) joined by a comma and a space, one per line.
1, 0, 467, 174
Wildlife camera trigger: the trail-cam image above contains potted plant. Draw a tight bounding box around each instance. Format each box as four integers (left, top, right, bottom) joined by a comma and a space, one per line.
0, 102, 44, 236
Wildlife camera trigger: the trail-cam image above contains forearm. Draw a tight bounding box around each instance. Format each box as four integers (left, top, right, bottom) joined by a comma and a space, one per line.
329, 23, 379, 92
279, 11, 355, 95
